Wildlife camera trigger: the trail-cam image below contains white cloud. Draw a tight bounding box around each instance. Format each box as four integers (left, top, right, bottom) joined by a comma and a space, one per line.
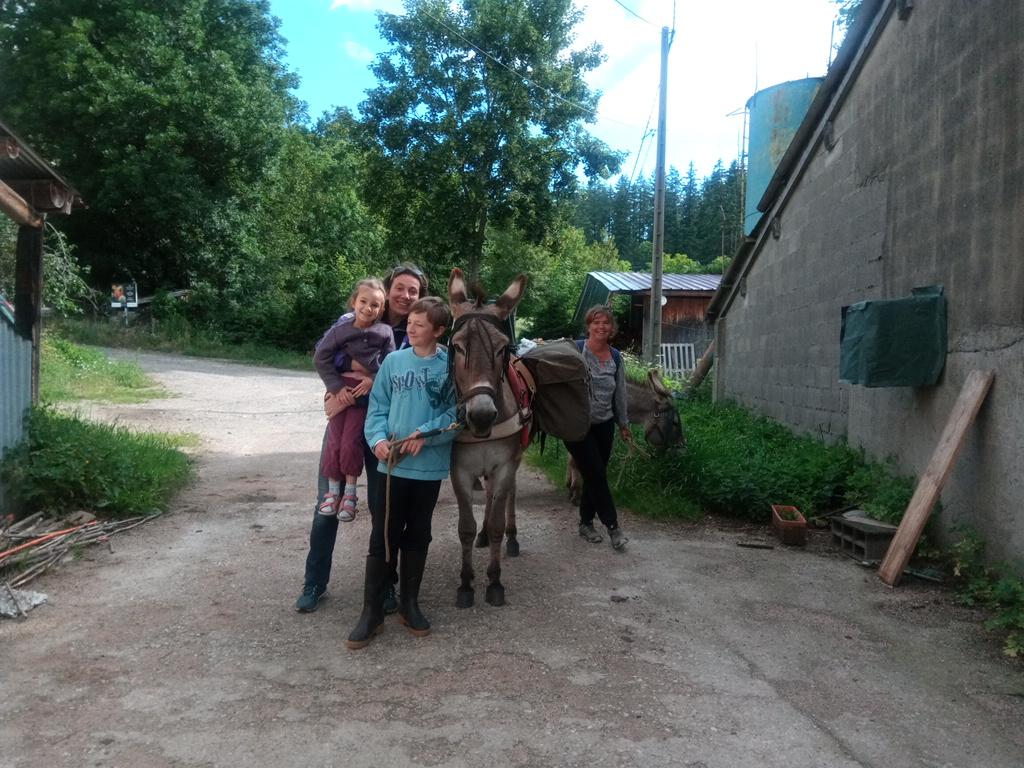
574, 0, 838, 176
329, 0, 403, 13
344, 39, 376, 63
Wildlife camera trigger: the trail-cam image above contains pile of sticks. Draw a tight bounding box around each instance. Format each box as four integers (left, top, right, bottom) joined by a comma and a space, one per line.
0, 511, 160, 588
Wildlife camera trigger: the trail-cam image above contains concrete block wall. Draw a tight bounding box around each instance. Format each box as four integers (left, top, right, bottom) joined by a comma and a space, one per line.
715, 0, 1024, 561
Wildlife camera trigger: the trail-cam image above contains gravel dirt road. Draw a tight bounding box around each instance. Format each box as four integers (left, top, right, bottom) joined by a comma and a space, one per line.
2, 350, 1022, 768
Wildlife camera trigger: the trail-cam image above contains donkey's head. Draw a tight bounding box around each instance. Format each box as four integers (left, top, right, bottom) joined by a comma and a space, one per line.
448, 268, 528, 438
629, 369, 686, 453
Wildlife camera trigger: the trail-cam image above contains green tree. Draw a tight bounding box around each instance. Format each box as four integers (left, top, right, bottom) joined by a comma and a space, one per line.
359, 0, 622, 281
503, 222, 627, 339
692, 160, 743, 262
226, 115, 385, 348
657, 253, 702, 274
0, 219, 94, 314
0, 0, 299, 289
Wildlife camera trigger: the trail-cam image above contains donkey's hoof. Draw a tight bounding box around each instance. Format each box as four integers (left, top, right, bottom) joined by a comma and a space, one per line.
475, 531, 489, 548
456, 587, 475, 609
485, 584, 506, 607
506, 539, 520, 557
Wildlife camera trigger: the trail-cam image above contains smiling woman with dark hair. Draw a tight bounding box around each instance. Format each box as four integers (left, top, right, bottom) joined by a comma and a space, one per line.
294, 263, 429, 614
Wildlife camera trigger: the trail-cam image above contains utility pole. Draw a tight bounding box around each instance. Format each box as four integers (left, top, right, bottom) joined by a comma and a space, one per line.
646, 25, 670, 365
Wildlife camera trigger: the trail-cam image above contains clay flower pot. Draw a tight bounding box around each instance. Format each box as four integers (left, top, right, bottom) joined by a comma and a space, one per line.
771, 504, 807, 546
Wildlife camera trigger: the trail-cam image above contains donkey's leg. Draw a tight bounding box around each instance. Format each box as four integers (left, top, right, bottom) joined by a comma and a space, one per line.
566, 455, 582, 506
450, 462, 477, 609
505, 474, 519, 558
484, 462, 516, 606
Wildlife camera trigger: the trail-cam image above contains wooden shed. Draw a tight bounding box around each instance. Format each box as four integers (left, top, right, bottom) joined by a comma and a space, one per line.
572, 271, 720, 376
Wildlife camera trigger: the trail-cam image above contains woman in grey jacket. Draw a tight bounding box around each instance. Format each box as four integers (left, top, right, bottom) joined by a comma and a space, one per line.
565, 305, 632, 551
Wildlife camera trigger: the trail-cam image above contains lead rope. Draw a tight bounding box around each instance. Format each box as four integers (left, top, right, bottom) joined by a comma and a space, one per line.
614, 434, 652, 490
382, 422, 464, 562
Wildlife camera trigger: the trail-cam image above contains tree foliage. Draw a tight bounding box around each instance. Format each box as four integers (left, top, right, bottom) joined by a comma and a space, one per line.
574, 160, 744, 268
0, 0, 743, 348
834, 0, 864, 32
359, 0, 622, 280
0, 219, 95, 314
0, 0, 298, 288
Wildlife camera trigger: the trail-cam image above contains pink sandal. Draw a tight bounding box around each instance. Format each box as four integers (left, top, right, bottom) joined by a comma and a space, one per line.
338, 494, 358, 522
318, 492, 338, 517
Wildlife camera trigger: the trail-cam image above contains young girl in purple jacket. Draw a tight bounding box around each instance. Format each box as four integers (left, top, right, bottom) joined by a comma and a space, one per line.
313, 278, 395, 521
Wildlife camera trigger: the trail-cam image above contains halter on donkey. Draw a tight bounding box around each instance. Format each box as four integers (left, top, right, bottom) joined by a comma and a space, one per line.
447, 269, 531, 608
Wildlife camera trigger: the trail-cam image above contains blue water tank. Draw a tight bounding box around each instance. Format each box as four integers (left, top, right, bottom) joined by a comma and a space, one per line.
744, 78, 823, 235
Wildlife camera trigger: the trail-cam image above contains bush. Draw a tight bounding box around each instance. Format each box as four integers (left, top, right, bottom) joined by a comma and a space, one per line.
527, 383, 920, 525
842, 460, 917, 525
670, 394, 859, 520
1, 408, 193, 518
951, 530, 1024, 658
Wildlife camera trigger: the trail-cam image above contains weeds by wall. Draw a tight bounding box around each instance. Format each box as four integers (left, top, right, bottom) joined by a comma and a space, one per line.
0, 408, 192, 518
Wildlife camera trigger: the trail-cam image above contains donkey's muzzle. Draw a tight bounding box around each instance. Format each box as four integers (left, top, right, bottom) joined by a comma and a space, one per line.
465, 393, 498, 437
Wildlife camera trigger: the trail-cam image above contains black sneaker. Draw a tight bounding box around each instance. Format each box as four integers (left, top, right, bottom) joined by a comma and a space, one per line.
609, 528, 629, 551
578, 523, 603, 543
295, 584, 326, 613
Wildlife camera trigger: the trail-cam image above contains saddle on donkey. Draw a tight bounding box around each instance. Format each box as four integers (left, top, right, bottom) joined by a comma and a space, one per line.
516, 338, 592, 444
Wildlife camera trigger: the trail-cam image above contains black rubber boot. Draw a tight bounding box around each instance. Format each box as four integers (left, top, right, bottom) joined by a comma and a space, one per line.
346, 556, 387, 650
382, 562, 398, 614
397, 549, 431, 637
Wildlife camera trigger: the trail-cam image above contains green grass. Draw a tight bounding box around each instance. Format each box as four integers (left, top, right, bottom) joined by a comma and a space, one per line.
1, 407, 193, 518
41, 333, 167, 403
54, 317, 312, 371
527, 383, 917, 526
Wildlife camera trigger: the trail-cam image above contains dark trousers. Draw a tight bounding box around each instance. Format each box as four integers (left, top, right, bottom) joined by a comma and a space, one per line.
564, 419, 620, 531
368, 475, 441, 563
302, 429, 383, 589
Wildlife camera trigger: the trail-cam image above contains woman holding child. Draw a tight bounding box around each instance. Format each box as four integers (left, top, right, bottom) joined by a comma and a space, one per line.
294, 264, 430, 614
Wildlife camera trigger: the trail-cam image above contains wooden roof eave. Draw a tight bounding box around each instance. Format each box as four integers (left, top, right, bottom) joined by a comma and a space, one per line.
0, 178, 43, 228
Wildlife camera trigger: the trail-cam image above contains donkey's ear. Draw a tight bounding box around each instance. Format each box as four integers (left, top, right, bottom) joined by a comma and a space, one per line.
648, 368, 672, 399
448, 268, 468, 306
493, 274, 528, 317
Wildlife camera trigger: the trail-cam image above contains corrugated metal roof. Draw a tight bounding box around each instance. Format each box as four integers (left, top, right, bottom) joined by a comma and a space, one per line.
587, 271, 721, 293
572, 271, 721, 328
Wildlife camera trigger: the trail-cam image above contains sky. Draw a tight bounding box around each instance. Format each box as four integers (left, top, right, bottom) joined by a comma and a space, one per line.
267, 0, 842, 180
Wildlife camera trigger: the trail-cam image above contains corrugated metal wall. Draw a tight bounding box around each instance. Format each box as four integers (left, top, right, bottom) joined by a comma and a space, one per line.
0, 316, 32, 513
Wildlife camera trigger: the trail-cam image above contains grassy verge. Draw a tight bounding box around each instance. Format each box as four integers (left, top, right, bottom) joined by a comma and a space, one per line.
54, 317, 312, 371
528, 382, 913, 525
1, 407, 193, 518
41, 333, 167, 403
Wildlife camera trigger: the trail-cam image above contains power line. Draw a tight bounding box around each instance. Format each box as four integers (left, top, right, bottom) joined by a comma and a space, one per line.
417, 6, 646, 131
628, 95, 657, 185
610, 0, 658, 27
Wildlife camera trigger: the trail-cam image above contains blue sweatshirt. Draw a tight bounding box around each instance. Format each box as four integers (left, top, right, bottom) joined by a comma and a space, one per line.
364, 346, 459, 481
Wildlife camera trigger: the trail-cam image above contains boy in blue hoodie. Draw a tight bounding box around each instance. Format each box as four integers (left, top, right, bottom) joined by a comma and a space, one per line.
347, 297, 458, 649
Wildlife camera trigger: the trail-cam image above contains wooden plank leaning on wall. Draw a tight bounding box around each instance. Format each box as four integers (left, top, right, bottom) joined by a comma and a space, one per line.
878, 370, 995, 586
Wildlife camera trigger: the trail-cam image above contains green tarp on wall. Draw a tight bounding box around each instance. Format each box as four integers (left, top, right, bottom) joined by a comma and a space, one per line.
839, 286, 947, 387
